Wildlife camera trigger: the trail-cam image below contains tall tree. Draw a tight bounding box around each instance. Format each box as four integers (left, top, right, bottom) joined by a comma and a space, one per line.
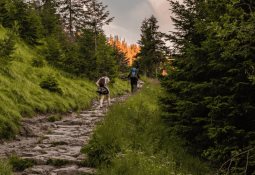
161, 0, 255, 172
0, 0, 43, 44
138, 15, 167, 77
40, 0, 61, 36
108, 35, 140, 66
111, 43, 129, 73
57, 0, 84, 37
82, 0, 114, 51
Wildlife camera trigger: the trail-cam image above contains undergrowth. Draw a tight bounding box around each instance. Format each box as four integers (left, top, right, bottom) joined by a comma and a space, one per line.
83, 79, 213, 175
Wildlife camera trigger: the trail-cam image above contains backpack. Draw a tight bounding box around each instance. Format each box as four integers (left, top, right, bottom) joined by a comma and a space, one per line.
130, 68, 138, 78
97, 86, 109, 94
98, 77, 105, 87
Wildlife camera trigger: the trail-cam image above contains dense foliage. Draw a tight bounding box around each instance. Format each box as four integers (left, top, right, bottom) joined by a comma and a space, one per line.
161, 0, 255, 173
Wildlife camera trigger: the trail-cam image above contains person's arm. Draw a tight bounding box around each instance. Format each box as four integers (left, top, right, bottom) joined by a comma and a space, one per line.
96, 78, 100, 87
106, 77, 110, 85
127, 72, 131, 79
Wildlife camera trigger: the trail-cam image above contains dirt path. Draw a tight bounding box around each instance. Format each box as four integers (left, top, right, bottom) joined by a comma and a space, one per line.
0, 94, 129, 175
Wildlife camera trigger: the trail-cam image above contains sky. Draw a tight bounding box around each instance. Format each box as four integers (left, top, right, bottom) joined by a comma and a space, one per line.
101, 0, 174, 45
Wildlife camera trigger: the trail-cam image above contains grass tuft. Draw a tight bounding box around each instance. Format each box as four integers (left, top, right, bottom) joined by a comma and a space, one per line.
8, 155, 35, 172
47, 114, 62, 122
0, 159, 12, 175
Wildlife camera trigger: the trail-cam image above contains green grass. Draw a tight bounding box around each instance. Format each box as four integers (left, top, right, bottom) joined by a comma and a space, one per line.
47, 114, 62, 122
0, 26, 129, 140
0, 159, 12, 175
83, 79, 213, 175
8, 155, 35, 172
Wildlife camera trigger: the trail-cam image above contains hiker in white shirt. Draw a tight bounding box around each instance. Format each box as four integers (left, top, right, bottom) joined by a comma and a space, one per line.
96, 75, 111, 108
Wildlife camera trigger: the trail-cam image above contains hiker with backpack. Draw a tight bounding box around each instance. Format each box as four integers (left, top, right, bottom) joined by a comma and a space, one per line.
128, 66, 140, 93
96, 75, 111, 108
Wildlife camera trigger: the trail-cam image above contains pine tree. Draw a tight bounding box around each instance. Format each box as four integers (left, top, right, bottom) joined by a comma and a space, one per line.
138, 15, 167, 77
95, 34, 118, 79
0, 31, 16, 60
111, 43, 129, 74
77, 28, 96, 78
82, 0, 114, 51
57, 0, 84, 37
108, 35, 139, 66
0, 0, 44, 44
40, 0, 61, 36
161, 0, 255, 172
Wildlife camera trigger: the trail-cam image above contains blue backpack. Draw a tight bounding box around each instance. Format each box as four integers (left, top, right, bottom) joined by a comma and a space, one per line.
131, 68, 138, 78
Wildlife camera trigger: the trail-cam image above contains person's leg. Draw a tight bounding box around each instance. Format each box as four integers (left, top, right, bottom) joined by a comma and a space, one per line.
131, 79, 135, 93
106, 94, 111, 106
133, 82, 137, 92
99, 95, 105, 108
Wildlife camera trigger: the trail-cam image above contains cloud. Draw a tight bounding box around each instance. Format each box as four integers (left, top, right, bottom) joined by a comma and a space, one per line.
147, 0, 174, 33
104, 0, 154, 44
103, 24, 139, 44
129, 1, 153, 20
102, 0, 178, 44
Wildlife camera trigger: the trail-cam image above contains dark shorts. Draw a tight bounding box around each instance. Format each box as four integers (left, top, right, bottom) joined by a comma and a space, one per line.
130, 77, 138, 85
97, 86, 109, 95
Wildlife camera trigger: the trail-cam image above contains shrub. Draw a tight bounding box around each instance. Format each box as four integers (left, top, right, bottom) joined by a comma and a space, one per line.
31, 57, 45, 68
46, 159, 69, 167
0, 117, 18, 139
82, 135, 121, 167
47, 114, 62, 122
39, 75, 62, 94
0, 31, 15, 59
8, 155, 34, 172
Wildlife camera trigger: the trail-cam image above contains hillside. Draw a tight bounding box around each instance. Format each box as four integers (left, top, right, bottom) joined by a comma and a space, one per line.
0, 26, 129, 140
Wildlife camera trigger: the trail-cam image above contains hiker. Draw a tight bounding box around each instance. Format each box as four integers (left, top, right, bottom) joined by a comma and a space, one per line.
128, 66, 140, 93
96, 75, 111, 108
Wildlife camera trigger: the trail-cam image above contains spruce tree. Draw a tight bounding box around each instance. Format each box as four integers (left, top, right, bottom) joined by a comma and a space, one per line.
57, 0, 84, 37
11, 0, 43, 45
111, 44, 129, 74
77, 29, 96, 78
161, 0, 255, 172
95, 34, 118, 79
82, 0, 114, 51
40, 0, 61, 36
138, 15, 167, 77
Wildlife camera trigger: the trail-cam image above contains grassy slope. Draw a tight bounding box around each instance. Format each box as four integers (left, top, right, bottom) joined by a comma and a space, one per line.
0, 27, 129, 139
83, 79, 213, 175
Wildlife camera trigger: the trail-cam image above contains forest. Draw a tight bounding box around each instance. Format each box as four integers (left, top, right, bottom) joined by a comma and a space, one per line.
0, 0, 254, 174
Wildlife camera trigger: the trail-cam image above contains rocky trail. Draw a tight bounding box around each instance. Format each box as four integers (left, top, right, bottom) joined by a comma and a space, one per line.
0, 94, 129, 175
